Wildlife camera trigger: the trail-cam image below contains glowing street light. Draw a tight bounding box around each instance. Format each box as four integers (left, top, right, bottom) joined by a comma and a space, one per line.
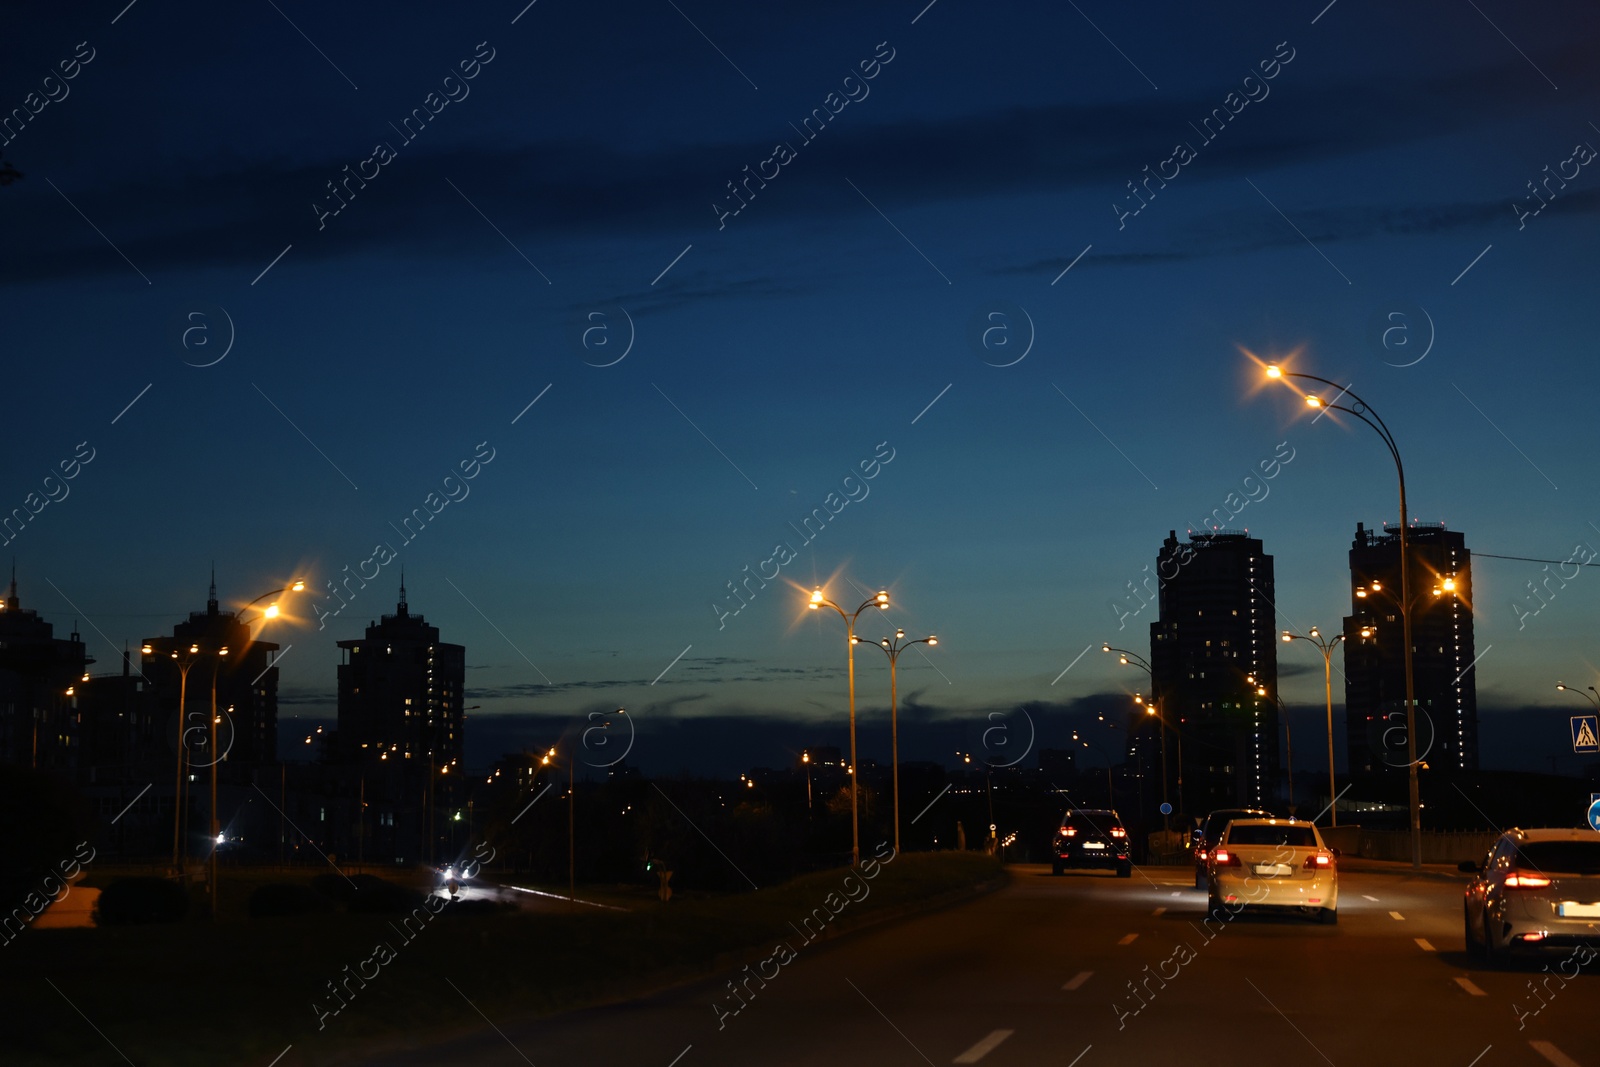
858, 628, 939, 853
807, 585, 890, 868
1260, 360, 1423, 869
1282, 626, 1348, 826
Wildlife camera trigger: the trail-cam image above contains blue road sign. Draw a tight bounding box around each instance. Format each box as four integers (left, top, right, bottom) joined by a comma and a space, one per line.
1571, 715, 1599, 754
1588, 798, 1600, 833
1160, 802, 1172, 815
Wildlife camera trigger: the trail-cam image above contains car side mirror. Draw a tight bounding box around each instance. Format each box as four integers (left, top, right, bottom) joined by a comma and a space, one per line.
1329, 847, 1341, 858
1457, 860, 1481, 874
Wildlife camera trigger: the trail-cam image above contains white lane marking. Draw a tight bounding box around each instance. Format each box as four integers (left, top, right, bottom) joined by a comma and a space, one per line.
1152, 906, 1167, 916
1454, 977, 1487, 997
1062, 971, 1093, 991
1389, 911, 1405, 920
1415, 938, 1436, 952
1117, 933, 1139, 945
1170, 891, 1182, 897
1529, 1040, 1583, 1067
953, 1029, 1014, 1063
1362, 894, 1379, 902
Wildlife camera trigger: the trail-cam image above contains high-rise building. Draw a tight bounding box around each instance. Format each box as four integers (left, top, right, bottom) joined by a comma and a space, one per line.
1150, 530, 1279, 811
335, 580, 466, 771
1342, 521, 1477, 777
140, 577, 282, 776
0, 575, 91, 770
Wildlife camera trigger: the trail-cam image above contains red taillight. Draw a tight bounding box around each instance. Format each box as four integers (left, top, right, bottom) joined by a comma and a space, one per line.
1505, 872, 1551, 889
1060, 827, 1077, 837
1196, 849, 1208, 862
1304, 852, 1333, 869
1212, 848, 1241, 867
1111, 828, 1127, 838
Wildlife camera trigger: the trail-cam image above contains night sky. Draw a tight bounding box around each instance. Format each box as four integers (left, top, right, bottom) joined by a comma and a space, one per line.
5, 0, 1599, 779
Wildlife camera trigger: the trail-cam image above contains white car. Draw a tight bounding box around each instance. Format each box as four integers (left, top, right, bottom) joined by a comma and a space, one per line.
1206, 817, 1338, 924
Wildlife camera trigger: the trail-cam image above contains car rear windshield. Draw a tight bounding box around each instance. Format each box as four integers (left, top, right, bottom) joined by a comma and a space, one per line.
1205, 811, 1267, 844
1062, 810, 1117, 829
1516, 842, 1600, 874
1226, 825, 1317, 847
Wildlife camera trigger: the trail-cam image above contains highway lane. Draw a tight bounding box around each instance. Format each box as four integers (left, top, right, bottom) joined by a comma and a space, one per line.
361, 863, 1596, 1067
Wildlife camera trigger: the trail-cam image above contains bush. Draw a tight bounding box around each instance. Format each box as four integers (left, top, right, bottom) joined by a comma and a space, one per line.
95, 878, 189, 925
248, 883, 337, 918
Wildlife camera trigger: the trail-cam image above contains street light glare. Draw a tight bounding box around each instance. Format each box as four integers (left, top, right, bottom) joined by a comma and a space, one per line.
1266, 364, 1282, 378
1281, 631, 1292, 642
1306, 395, 1323, 408
264, 603, 279, 618
290, 580, 306, 592
927, 636, 938, 646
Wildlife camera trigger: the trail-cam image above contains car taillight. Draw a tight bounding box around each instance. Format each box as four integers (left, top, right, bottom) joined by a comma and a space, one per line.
1196, 849, 1208, 861
1060, 827, 1077, 837
1505, 872, 1552, 888
1110, 828, 1127, 838
1212, 849, 1241, 867
1304, 852, 1333, 869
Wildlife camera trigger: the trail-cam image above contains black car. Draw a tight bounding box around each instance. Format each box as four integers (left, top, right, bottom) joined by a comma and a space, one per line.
1052, 808, 1131, 876
1192, 807, 1273, 889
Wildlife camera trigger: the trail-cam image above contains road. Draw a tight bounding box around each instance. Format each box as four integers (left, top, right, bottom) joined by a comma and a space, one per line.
365, 864, 1595, 1067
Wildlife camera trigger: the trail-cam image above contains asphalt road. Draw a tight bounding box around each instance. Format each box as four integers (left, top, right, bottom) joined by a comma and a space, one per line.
363, 864, 1596, 1067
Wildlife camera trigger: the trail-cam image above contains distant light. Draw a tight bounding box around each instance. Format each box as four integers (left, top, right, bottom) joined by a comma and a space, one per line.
1305, 395, 1322, 408
1266, 364, 1282, 378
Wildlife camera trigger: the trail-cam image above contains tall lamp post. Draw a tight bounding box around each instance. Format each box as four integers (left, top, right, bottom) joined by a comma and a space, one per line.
1133, 694, 1182, 817
1556, 681, 1600, 710
809, 586, 890, 868
145, 642, 207, 871
1281, 627, 1347, 826
1103, 645, 1169, 833
858, 628, 937, 855
1263, 362, 1422, 870
208, 581, 303, 918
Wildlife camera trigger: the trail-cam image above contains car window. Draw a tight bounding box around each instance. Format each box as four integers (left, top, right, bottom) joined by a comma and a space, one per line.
1515, 842, 1600, 874
1061, 810, 1119, 831
1224, 824, 1317, 847
1490, 836, 1517, 870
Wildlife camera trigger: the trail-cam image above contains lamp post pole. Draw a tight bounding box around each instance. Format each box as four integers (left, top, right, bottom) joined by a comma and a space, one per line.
809, 587, 890, 868
1104, 645, 1168, 833
859, 629, 938, 855
1282, 628, 1347, 826
1264, 364, 1421, 869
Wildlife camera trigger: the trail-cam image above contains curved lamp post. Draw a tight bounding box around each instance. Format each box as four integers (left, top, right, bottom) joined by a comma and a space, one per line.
858, 628, 937, 854
1556, 681, 1600, 709
809, 587, 889, 868
1103, 644, 1169, 831
1281, 627, 1347, 826
1262, 363, 1422, 870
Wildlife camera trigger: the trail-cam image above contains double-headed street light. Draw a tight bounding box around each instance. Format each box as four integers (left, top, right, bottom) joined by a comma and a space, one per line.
1262, 362, 1423, 870
1103, 644, 1171, 831
1556, 681, 1600, 709
858, 628, 938, 854
809, 586, 889, 868
1281, 627, 1347, 826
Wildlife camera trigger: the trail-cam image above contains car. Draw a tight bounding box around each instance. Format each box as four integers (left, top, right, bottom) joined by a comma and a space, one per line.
1192, 807, 1273, 889
1052, 807, 1131, 877
1461, 827, 1600, 966
1205, 817, 1338, 923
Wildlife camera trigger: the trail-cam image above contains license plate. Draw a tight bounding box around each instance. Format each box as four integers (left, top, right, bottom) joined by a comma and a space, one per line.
1557, 901, 1600, 918
1083, 842, 1104, 849
1254, 864, 1290, 876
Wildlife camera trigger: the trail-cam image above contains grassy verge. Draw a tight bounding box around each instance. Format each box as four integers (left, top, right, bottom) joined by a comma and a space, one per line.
6, 852, 1003, 1066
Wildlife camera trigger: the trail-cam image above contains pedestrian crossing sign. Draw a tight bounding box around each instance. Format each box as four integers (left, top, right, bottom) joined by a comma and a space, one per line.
1573, 715, 1599, 754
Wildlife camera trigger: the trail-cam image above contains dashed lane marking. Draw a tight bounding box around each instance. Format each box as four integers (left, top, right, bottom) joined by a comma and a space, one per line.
953, 1029, 1014, 1063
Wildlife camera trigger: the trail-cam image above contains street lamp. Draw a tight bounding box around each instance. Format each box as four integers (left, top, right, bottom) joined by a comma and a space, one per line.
542, 741, 576, 908
808, 586, 889, 868
1132, 693, 1182, 818
1282, 627, 1346, 826
1556, 681, 1600, 709
1104, 645, 1169, 832
1263, 361, 1423, 870
858, 628, 938, 854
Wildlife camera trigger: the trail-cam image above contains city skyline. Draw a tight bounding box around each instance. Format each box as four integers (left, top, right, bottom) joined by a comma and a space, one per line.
5, 0, 1600, 782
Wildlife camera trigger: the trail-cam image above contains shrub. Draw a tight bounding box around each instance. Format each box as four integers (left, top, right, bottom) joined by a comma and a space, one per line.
248, 883, 337, 918
95, 878, 189, 925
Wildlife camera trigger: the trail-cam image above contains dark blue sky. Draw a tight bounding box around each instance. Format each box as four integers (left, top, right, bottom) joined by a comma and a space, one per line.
5, 0, 1599, 776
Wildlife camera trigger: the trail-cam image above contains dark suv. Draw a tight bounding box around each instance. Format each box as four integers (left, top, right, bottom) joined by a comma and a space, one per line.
1192, 807, 1273, 889
1052, 808, 1131, 877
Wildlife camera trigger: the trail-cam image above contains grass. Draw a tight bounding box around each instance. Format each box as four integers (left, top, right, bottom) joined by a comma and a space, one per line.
6, 851, 1003, 1066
